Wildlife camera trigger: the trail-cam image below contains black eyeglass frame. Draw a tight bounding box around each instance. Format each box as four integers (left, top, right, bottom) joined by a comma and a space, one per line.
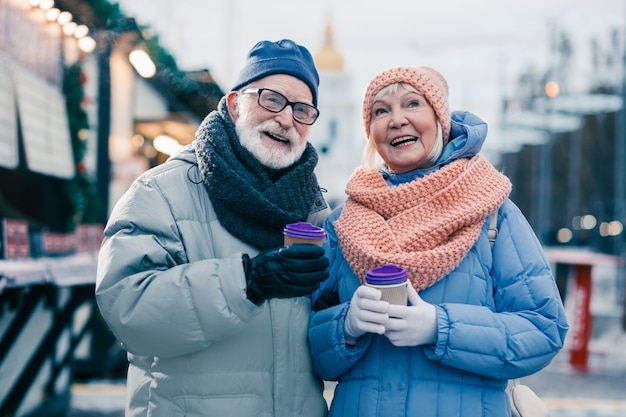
241, 88, 320, 125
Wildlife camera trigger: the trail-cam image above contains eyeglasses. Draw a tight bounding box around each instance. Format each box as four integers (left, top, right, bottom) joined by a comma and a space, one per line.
241, 88, 320, 125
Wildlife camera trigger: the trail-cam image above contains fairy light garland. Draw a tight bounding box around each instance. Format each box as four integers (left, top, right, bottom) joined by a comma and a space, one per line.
28, 0, 96, 53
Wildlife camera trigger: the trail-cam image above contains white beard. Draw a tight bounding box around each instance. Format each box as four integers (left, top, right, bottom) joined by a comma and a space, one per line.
235, 101, 306, 169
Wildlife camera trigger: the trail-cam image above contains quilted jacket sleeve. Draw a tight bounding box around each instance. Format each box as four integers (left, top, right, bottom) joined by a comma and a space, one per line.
309, 207, 374, 380
309, 303, 374, 380
425, 199, 569, 378
95, 168, 257, 358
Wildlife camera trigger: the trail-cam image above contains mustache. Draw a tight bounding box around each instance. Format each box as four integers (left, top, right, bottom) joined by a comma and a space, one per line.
256, 120, 300, 143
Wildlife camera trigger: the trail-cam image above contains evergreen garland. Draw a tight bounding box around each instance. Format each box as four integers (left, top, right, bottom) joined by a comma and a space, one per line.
63, 60, 103, 228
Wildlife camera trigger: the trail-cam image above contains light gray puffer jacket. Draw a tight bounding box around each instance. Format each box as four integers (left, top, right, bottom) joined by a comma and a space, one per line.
96, 145, 330, 417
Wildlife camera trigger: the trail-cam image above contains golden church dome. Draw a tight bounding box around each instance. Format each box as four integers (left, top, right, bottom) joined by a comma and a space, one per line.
314, 23, 344, 71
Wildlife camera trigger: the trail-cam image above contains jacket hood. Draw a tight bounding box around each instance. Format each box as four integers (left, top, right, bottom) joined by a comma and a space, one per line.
441, 110, 488, 163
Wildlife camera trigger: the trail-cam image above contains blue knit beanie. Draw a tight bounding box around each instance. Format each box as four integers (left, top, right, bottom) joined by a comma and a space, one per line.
231, 39, 320, 106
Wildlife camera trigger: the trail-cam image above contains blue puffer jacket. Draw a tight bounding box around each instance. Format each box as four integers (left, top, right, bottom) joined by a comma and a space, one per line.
308, 111, 569, 417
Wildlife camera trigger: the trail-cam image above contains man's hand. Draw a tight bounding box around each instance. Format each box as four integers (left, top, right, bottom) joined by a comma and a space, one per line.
243, 244, 329, 305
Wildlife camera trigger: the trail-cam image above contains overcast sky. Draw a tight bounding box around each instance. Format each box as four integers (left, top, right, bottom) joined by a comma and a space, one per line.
116, 0, 625, 152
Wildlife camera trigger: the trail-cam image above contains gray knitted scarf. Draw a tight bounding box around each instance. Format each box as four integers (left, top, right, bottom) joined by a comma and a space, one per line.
193, 97, 321, 250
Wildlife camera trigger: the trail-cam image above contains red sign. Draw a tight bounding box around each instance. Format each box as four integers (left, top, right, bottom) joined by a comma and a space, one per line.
1, 218, 30, 259
569, 264, 592, 371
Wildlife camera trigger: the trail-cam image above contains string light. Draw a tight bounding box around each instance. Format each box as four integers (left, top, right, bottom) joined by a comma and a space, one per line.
29, 0, 95, 53
57, 11, 72, 25
545, 81, 560, 99
45, 7, 60, 21
39, 0, 54, 11
129, 49, 156, 78
62, 21, 77, 36
77, 36, 96, 53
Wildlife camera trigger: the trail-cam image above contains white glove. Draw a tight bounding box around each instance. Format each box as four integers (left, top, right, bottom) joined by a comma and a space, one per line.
384, 284, 437, 347
344, 285, 389, 339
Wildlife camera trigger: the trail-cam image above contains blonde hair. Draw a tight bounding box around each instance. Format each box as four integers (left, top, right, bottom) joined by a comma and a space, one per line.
361, 83, 445, 171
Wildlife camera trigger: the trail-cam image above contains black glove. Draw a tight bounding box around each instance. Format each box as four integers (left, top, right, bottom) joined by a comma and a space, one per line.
243, 244, 330, 305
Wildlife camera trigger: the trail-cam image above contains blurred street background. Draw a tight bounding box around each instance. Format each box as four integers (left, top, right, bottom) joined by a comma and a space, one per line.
2, 0, 626, 416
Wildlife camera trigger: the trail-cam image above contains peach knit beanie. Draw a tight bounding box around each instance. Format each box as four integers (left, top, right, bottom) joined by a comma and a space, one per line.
362, 66, 450, 142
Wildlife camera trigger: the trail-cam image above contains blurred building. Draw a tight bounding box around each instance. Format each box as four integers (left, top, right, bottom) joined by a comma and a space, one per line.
0, 1, 222, 416
0, 0, 223, 235
309, 21, 360, 209
496, 28, 625, 257
496, 27, 626, 336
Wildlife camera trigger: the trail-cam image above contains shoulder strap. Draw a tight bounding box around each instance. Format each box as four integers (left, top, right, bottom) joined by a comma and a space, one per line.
488, 211, 498, 249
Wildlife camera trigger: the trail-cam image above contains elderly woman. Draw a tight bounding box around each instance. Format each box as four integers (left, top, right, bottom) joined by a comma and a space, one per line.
308, 66, 568, 417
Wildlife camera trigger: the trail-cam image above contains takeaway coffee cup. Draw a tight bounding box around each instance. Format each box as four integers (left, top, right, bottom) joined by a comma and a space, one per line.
365, 264, 409, 305
283, 222, 325, 247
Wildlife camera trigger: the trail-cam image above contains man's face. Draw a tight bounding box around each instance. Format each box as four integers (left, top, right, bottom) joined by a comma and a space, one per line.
229, 74, 313, 169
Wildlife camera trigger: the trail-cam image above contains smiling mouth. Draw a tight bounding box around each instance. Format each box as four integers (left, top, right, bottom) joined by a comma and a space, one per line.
264, 131, 289, 144
390, 136, 418, 147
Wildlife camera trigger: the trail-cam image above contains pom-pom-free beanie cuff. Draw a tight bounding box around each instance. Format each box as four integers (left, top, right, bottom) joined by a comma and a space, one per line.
231, 39, 320, 106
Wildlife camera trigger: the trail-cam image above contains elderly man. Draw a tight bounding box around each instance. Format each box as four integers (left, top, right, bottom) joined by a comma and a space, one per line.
96, 39, 330, 417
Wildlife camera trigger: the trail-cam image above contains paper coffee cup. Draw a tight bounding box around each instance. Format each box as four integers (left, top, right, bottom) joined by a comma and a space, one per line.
283, 222, 325, 246
365, 264, 408, 305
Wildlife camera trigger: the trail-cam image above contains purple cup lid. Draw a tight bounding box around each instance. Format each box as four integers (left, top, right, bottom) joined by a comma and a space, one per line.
283, 222, 325, 240
365, 264, 408, 285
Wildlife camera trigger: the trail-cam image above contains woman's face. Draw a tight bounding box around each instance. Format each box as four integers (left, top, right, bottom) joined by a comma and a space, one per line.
368, 86, 438, 173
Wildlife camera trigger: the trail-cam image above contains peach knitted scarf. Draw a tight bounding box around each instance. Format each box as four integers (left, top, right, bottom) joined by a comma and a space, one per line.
335, 156, 511, 290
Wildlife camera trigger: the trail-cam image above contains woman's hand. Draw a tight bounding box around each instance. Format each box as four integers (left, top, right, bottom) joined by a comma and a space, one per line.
344, 285, 389, 339
384, 284, 437, 347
